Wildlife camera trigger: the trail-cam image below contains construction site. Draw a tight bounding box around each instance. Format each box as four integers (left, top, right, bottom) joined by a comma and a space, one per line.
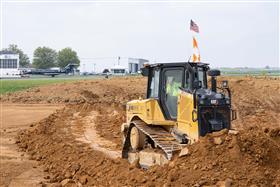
0, 74, 279, 187
1, 1, 279, 186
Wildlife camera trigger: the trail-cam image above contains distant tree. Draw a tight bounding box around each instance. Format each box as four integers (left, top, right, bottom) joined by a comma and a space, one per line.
57, 48, 80, 68
33, 47, 57, 69
265, 65, 270, 69
3, 44, 30, 67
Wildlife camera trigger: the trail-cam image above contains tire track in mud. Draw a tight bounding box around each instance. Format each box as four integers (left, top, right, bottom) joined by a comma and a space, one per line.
16, 105, 150, 186
70, 110, 121, 159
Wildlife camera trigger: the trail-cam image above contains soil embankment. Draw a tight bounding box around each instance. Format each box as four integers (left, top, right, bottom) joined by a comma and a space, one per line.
0, 104, 61, 187
1, 76, 279, 186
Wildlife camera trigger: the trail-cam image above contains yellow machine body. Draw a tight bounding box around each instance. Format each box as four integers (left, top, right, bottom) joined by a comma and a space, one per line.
177, 90, 199, 142
126, 90, 199, 143
127, 99, 175, 126
122, 62, 234, 161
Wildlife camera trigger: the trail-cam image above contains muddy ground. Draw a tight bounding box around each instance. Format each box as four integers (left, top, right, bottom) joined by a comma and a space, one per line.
1, 76, 280, 187
0, 104, 62, 187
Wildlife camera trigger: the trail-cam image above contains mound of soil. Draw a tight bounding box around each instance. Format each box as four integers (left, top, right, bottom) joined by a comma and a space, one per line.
151, 127, 280, 186
17, 104, 280, 186
2, 76, 279, 129
0, 77, 146, 105
225, 76, 280, 129
4, 76, 279, 186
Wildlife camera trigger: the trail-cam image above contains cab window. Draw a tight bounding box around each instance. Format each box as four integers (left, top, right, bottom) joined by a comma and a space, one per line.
148, 69, 160, 98
162, 69, 183, 119
185, 70, 191, 90
194, 67, 207, 89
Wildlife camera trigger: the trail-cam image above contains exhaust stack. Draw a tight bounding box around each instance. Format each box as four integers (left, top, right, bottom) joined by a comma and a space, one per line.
208, 69, 221, 92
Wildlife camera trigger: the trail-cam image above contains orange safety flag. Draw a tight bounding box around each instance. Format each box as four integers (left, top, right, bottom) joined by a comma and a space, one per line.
192, 37, 200, 63
193, 37, 198, 48
192, 54, 201, 62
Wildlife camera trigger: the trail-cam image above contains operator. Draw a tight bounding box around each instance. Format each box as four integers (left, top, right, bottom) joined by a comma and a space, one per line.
166, 77, 180, 97
172, 81, 180, 96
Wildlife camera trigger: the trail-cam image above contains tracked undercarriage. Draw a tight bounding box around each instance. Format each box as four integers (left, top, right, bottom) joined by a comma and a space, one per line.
122, 120, 183, 161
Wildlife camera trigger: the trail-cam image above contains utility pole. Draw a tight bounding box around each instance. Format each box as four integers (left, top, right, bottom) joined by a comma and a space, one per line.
118, 56, 120, 65
93, 63, 96, 73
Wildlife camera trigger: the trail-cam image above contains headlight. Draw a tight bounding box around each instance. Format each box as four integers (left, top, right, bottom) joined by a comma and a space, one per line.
211, 99, 218, 105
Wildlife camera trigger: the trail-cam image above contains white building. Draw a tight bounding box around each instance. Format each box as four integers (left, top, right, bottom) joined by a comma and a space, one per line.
110, 65, 126, 75
0, 51, 21, 78
128, 58, 149, 74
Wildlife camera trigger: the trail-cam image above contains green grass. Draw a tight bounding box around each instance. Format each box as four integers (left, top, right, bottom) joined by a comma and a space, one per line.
0, 75, 108, 95
0, 78, 75, 94
220, 68, 280, 76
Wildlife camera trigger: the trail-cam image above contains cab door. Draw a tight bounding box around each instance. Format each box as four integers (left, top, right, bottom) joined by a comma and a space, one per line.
161, 68, 184, 120
177, 69, 199, 142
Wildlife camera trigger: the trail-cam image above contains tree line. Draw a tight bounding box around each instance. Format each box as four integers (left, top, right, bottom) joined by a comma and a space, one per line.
2, 44, 80, 69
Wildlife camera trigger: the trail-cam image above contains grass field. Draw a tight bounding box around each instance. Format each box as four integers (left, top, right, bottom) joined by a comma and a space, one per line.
220, 68, 280, 76
0, 78, 80, 94
0, 75, 135, 94
0, 74, 105, 94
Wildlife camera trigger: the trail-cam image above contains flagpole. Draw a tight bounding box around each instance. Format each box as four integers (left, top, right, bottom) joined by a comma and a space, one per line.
190, 19, 200, 63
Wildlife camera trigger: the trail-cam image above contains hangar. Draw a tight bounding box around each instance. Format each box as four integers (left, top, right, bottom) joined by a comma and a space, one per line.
0, 51, 21, 78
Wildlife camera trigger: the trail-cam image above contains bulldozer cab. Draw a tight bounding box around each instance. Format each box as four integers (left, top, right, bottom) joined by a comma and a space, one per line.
143, 62, 209, 120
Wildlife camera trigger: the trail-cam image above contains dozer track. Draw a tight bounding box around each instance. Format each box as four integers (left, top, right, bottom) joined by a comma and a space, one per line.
122, 120, 182, 160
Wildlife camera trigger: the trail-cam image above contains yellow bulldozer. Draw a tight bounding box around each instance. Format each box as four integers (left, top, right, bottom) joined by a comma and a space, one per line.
122, 62, 236, 161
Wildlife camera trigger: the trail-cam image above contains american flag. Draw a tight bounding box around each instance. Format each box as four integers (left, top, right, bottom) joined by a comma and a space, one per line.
190, 19, 199, 33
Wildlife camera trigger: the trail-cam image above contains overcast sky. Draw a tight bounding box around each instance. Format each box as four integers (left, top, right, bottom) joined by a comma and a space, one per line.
1, 1, 279, 71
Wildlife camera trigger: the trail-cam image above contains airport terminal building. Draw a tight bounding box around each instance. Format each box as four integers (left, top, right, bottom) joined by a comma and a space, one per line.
0, 51, 21, 78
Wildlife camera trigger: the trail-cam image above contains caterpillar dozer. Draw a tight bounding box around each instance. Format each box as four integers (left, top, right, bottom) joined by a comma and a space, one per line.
122, 62, 236, 161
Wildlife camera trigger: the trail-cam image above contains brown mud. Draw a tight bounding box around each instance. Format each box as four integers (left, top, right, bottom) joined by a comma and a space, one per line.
1, 76, 280, 186
0, 104, 61, 187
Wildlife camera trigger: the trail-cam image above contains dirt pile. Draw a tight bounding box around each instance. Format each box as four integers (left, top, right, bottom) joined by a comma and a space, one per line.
0, 77, 146, 104
152, 127, 280, 186
17, 104, 280, 186
224, 76, 280, 129
94, 104, 126, 149
2, 76, 279, 186
2, 76, 279, 129
16, 104, 147, 186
